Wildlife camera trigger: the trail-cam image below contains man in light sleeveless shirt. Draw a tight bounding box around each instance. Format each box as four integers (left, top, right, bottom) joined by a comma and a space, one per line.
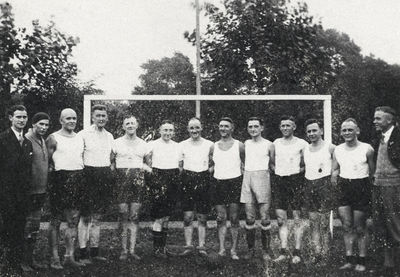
273, 115, 308, 263
147, 120, 181, 258
210, 117, 245, 260
46, 108, 85, 269
112, 114, 151, 261
179, 118, 213, 257
302, 119, 335, 262
331, 118, 375, 272
241, 117, 275, 261
372, 106, 400, 276
78, 104, 114, 262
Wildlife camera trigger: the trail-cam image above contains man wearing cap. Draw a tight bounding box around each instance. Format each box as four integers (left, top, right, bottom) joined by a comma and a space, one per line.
372, 106, 400, 276
23, 112, 50, 271
0, 105, 33, 274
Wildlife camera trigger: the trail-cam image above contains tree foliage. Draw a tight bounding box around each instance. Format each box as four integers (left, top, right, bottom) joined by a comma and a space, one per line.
0, 3, 102, 132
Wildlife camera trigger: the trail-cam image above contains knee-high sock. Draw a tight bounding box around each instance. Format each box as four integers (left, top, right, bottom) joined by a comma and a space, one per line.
129, 223, 138, 254
120, 222, 128, 253
246, 228, 256, 250
78, 218, 89, 249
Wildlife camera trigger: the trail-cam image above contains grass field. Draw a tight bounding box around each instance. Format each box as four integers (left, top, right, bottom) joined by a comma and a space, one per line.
17, 223, 398, 277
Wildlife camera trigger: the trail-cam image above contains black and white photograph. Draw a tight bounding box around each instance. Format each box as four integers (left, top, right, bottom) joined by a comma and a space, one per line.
0, 0, 400, 276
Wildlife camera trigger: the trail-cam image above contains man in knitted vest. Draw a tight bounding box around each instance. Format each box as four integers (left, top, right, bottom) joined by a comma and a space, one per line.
372, 106, 400, 276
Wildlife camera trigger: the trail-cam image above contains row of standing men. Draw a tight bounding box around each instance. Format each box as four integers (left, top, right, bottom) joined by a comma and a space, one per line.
0, 104, 399, 276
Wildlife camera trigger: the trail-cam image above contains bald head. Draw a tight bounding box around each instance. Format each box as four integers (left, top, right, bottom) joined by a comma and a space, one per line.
59, 108, 77, 131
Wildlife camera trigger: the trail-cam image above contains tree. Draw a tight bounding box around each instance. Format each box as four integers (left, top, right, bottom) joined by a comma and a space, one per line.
0, 3, 103, 132
186, 0, 338, 95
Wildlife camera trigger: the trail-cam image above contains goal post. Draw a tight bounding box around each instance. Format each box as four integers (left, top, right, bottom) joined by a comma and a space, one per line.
83, 94, 332, 144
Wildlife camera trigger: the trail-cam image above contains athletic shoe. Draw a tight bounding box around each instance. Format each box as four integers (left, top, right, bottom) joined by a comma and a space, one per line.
129, 252, 142, 261
354, 264, 366, 272
291, 249, 302, 264
339, 263, 353, 270
197, 247, 208, 258
218, 249, 226, 257
92, 255, 107, 261
179, 245, 194, 256
80, 258, 93, 265
49, 257, 64, 270
20, 262, 34, 272
32, 259, 49, 270
164, 247, 178, 257
119, 252, 128, 261
63, 256, 85, 268
230, 250, 239, 260
243, 249, 255, 260
262, 249, 274, 261
273, 248, 289, 262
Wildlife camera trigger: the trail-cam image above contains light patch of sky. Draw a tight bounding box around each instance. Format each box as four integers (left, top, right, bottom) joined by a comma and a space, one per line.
6, 0, 400, 97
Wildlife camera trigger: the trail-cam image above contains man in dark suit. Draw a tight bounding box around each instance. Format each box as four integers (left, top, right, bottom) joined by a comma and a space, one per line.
372, 106, 400, 276
0, 105, 33, 274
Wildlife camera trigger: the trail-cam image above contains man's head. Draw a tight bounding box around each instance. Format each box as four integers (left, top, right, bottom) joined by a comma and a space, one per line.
159, 120, 175, 142
8, 105, 28, 132
91, 104, 108, 128
187, 117, 202, 140
122, 114, 139, 135
374, 106, 396, 133
305, 118, 323, 143
340, 118, 359, 143
279, 115, 296, 138
32, 112, 50, 137
247, 117, 264, 138
59, 108, 77, 132
219, 117, 234, 138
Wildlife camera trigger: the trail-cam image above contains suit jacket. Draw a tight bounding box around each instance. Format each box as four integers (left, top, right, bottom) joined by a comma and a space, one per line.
373, 126, 400, 169
0, 128, 33, 210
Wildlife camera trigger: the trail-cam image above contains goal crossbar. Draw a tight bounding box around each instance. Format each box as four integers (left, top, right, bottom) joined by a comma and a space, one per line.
83, 94, 332, 143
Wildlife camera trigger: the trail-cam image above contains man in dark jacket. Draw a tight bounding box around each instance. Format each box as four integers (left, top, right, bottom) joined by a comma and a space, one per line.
0, 105, 33, 274
372, 106, 400, 276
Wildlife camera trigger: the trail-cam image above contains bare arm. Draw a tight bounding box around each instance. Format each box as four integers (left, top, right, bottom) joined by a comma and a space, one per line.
366, 147, 375, 180
46, 134, 57, 172
331, 151, 340, 186
239, 141, 245, 173
269, 143, 275, 173
208, 144, 214, 174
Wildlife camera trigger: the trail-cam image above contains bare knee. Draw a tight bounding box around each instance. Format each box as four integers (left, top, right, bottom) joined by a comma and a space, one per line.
183, 214, 194, 227
261, 219, 272, 230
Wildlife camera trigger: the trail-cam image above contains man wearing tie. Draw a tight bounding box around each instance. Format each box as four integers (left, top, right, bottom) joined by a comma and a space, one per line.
0, 105, 33, 274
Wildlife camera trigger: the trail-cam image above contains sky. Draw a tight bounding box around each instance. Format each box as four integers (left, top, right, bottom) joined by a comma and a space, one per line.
7, 0, 400, 97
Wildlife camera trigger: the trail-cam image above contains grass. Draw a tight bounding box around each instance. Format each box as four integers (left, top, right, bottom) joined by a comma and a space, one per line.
18, 223, 396, 277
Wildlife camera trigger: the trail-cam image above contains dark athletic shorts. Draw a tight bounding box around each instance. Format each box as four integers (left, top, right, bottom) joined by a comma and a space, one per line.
213, 176, 242, 205
273, 173, 305, 211
115, 168, 145, 204
303, 176, 334, 213
81, 166, 115, 216
27, 193, 47, 212
149, 168, 180, 219
49, 170, 84, 218
337, 177, 371, 212
181, 170, 211, 214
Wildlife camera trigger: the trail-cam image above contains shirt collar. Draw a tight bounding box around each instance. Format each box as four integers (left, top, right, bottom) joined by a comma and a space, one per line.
382, 125, 395, 143
11, 126, 23, 139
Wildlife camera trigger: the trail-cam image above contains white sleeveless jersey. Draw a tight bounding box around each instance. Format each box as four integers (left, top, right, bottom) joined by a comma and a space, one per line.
180, 138, 213, 172
334, 142, 373, 179
113, 136, 149, 169
244, 139, 271, 171
304, 142, 333, 180
274, 137, 307, 176
213, 139, 242, 180
52, 132, 84, 171
148, 138, 181, 169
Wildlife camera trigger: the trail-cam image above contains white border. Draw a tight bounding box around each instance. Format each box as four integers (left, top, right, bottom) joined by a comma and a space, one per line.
83, 94, 332, 143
